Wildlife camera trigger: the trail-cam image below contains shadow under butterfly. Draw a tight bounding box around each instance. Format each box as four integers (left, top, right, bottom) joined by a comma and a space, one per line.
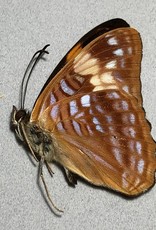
11, 18, 156, 213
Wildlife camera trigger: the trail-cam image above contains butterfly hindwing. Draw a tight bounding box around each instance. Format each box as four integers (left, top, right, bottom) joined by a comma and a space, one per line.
36, 87, 155, 195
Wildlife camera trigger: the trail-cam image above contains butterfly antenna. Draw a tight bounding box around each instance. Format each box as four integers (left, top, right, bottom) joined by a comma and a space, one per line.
39, 158, 63, 214
21, 44, 50, 109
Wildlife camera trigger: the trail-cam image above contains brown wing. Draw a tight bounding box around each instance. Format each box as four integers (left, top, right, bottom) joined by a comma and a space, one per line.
34, 18, 130, 102
35, 88, 156, 195
30, 27, 156, 196
31, 27, 142, 121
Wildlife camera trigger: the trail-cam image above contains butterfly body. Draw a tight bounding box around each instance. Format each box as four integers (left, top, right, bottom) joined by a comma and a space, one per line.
12, 19, 156, 209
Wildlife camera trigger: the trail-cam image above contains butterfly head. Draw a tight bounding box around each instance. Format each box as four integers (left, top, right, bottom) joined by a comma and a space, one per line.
11, 45, 51, 161
11, 105, 30, 142
11, 105, 56, 163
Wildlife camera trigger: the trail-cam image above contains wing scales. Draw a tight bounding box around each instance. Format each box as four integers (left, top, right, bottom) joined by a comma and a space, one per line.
36, 88, 156, 195
30, 24, 156, 195
31, 28, 142, 121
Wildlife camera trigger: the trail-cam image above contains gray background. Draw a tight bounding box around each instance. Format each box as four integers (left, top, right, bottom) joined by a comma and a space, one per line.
1, 0, 156, 229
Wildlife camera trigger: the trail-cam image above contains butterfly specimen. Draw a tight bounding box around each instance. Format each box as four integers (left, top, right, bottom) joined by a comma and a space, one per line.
11, 18, 156, 212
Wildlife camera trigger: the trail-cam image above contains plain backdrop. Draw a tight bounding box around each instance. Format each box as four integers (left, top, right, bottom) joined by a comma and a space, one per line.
1, 1, 156, 230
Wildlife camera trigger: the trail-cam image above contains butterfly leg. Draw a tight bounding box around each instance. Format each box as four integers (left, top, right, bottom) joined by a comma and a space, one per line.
64, 168, 77, 186
45, 161, 54, 177
38, 157, 63, 213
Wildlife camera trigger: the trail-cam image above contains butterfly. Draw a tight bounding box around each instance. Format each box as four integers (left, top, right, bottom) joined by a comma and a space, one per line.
11, 18, 156, 212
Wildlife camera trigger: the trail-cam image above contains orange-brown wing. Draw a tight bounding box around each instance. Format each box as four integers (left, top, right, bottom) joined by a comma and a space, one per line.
31, 27, 142, 121
34, 18, 130, 102
35, 88, 156, 195
30, 26, 156, 195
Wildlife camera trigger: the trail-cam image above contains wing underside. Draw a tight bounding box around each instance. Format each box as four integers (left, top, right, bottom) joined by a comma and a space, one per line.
41, 89, 156, 195
30, 23, 156, 195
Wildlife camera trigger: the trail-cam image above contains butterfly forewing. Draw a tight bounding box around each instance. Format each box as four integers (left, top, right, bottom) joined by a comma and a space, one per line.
35, 18, 130, 100
30, 25, 156, 195
31, 28, 142, 122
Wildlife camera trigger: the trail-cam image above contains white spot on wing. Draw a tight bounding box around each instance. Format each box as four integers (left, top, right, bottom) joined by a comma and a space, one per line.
93, 117, 100, 125
128, 127, 136, 138
72, 120, 82, 135
106, 92, 120, 99
75, 112, 84, 119
137, 159, 144, 174
56, 122, 65, 131
113, 148, 122, 164
108, 37, 118, 45
100, 72, 115, 84
89, 108, 93, 115
90, 72, 118, 90
81, 95, 90, 107
60, 79, 75, 95
114, 100, 128, 111
50, 93, 56, 104
96, 125, 104, 133
122, 85, 129, 93
90, 75, 100, 86
113, 48, 124, 56
70, 100, 78, 116
129, 113, 135, 124
50, 104, 59, 120
105, 60, 117, 69
136, 141, 142, 155
122, 101, 129, 110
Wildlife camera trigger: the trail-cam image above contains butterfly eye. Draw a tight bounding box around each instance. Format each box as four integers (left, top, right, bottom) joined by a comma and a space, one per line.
11, 106, 28, 128
15, 109, 27, 122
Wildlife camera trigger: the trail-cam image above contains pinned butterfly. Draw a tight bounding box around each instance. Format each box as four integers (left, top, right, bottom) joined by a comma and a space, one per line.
11, 18, 156, 212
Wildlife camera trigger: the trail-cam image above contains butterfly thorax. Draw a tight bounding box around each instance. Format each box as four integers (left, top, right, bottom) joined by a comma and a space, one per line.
11, 106, 56, 162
